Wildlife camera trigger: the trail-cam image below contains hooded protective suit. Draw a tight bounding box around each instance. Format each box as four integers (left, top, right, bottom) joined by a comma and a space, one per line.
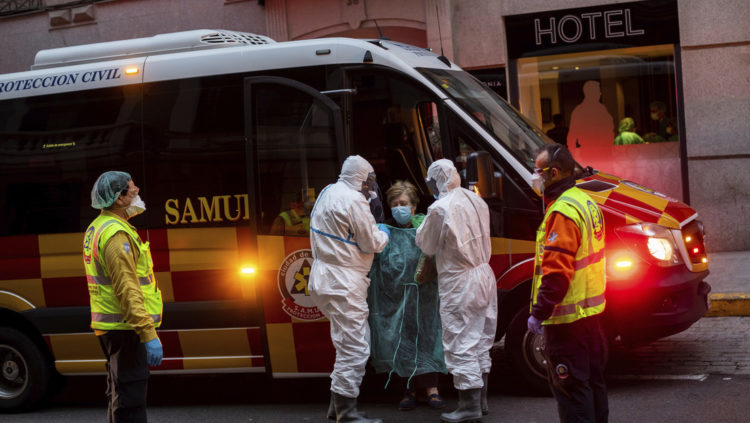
415, 159, 497, 390
309, 155, 389, 399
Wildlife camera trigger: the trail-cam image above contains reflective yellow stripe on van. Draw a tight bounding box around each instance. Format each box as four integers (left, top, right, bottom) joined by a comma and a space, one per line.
257, 235, 285, 272
167, 227, 239, 272
39, 233, 85, 278
0, 279, 46, 308
490, 237, 536, 255
266, 323, 298, 373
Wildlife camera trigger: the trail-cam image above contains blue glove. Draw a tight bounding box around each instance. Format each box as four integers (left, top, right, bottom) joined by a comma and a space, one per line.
377, 223, 390, 238
527, 315, 543, 335
144, 338, 163, 367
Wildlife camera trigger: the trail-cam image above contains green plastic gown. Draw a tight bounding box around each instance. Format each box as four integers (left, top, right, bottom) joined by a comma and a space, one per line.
367, 214, 447, 384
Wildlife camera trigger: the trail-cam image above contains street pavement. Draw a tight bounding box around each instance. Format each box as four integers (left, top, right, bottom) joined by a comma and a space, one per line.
9, 314, 747, 422
607, 316, 750, 377
705, 251, 750, 316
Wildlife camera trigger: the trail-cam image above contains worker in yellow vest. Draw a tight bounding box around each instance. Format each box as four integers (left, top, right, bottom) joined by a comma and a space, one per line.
270, 192, 313, 236
527, 145, 608, 423
83, 171, 163, 423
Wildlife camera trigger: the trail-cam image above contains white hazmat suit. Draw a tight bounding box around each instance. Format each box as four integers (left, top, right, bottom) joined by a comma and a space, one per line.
309, 155, 389, 399
415, 159, 498, 390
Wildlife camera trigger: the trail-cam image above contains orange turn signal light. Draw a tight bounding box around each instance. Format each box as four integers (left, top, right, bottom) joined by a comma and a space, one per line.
240, 266, 256, 276
125, 67, 139, 75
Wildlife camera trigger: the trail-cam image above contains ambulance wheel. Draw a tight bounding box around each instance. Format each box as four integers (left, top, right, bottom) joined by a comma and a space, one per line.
0, 327, 51, 411
505, 307, 550, 395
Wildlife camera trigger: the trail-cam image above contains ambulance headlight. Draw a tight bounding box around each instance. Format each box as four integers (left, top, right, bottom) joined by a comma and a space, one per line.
616, 223, 682, 266
647, 237, 673, 261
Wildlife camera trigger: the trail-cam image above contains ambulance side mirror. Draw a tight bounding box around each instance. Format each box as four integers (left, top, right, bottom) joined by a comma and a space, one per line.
466, 151, 502, 200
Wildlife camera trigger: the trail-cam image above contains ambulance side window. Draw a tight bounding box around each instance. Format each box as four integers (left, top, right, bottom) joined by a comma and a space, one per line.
348, 69, 441, 214
445, 107, 541, 240
0, 85, 142, 236
142, 74, 247, 230
253, 80, 340, 236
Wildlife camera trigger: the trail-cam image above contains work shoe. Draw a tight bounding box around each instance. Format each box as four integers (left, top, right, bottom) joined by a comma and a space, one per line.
481, 373, 489, 415
440, 388, 482, 423
398, 391, 416, 411
427, 392, 446, 409
333, 392, 382, 423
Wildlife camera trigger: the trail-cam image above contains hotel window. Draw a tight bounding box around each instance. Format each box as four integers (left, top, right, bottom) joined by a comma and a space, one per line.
517, 44, 682, 200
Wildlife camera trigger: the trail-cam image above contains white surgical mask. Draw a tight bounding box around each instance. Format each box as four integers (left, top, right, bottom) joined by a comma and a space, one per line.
531, 174, 545, 196
125, 195, 146, 218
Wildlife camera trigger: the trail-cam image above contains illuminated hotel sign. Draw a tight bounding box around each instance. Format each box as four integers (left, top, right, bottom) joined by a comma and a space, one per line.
504, 0, 678, 59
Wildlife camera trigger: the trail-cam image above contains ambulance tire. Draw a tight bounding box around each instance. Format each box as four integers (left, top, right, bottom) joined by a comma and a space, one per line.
0, 327, 51, 411
505, 307, 551, 395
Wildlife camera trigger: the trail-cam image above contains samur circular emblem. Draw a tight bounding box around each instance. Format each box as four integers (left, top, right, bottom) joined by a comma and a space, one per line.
587, 200, 605, 241
277, 249, 323, 320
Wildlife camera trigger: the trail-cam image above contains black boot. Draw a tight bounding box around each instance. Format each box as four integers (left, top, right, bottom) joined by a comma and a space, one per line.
440, 388, 482, 422
327, 394, 336, 420
481, 373, 489, 416
333, 392, 382, 423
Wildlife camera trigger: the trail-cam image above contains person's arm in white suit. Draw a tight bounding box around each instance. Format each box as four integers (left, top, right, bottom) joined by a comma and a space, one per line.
415, 205, 445, 256
349, 197, 388, 254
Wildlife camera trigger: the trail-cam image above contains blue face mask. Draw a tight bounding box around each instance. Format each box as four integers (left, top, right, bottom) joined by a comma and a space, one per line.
391, 206, 413, 226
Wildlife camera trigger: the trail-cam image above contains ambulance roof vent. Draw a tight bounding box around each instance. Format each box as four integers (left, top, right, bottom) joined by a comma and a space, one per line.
200, 31, 274, 46
32, 29, 276, 70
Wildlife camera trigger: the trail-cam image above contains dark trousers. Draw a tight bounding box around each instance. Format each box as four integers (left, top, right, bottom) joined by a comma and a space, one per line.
403, 372, 440, 393
543, 314, 608, 423
98, 331, 150, 423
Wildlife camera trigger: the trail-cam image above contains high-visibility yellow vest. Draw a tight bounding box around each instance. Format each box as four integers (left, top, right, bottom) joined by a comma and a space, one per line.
531, 186, 606, 325
82, 213, 162, 331
279, 210, 310, 235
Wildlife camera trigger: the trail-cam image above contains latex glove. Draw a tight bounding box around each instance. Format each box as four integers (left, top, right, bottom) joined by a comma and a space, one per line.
144, 338, 163, 367
377, 223, 390, 238
527, 315, 543, 335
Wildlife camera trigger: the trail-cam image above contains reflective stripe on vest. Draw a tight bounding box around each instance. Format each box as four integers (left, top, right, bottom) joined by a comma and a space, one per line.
86, 274, 155, 286
531, 187, 606, 325
92, 312, 162, 324
549, 292, 606, 318
309, 184, 360, 248
83, 213, 163, 331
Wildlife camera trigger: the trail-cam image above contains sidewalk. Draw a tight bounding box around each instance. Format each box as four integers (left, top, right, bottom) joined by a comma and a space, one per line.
704, 251, 750, 317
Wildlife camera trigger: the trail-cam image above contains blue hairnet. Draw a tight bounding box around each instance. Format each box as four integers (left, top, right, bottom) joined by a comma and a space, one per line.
91, 171, 131, 209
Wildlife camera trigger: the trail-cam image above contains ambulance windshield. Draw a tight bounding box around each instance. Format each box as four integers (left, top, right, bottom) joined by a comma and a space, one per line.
418, 67, 549, 171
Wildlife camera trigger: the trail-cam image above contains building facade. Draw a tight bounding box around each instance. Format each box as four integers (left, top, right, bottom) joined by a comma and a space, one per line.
0, 0, 747, 251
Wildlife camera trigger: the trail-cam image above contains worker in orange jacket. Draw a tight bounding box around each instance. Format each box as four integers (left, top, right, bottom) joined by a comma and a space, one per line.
527, 145, 609, 423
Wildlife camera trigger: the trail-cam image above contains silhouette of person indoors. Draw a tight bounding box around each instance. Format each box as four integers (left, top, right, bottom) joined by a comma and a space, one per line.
644, 101, 678, 142
567, 80, 614, 151
566, 80, 615, 169
614, 117, 645, 145
546, 114, 569, 147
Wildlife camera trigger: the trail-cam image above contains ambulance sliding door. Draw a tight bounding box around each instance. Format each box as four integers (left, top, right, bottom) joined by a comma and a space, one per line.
244, 76, 344, 376
142, 74, 266, 374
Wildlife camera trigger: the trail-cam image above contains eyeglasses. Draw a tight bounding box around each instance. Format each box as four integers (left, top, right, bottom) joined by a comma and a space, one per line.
534, 167, 550, 175
120, 187, 138, 196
